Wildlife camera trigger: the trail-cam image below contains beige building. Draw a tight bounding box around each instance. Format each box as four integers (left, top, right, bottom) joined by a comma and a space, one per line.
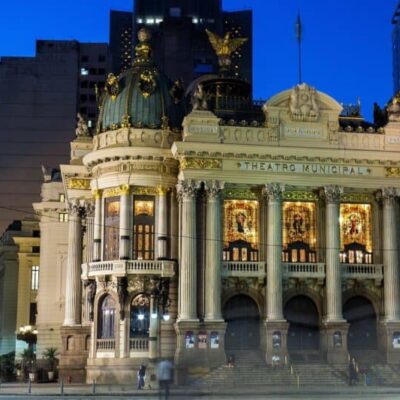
0, 220, 40, 355
29, 28, 400, 384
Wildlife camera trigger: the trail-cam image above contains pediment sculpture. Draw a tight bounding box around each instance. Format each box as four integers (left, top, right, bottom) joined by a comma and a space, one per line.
289, 83, 320, 122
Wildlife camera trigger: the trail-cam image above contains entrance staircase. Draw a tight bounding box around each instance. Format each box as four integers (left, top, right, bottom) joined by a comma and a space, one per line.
189, 350, 349, 388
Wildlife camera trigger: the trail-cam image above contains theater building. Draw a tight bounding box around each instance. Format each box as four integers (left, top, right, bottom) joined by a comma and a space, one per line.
33, 28, 400, 383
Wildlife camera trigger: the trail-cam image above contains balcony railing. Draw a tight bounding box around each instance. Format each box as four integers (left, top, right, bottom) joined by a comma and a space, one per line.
82, 260, 176, 279
129, 338, 149, 352
342, 263, 383, 285
96, 339, 115, 351
283, 262, 326, 281
222, 261, 266, 278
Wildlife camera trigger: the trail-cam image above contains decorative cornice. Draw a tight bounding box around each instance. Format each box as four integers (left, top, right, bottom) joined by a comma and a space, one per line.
282, 191, 318, 202
103, 187, 123, 198
179, 158, 222, 170
67, 178, 91, 190
133, 186, 158, 196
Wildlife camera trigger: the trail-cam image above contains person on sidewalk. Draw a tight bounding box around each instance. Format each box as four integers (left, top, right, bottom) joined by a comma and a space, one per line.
137, 363, 146, 390
157, 358, 174, 400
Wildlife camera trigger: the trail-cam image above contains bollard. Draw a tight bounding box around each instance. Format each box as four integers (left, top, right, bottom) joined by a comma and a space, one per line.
60, 378, 64, 395
92, 379, 96, 394
28, 379, 32, 394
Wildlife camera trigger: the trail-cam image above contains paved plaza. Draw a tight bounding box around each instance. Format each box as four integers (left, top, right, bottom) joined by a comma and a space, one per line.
2, 384, 400, 399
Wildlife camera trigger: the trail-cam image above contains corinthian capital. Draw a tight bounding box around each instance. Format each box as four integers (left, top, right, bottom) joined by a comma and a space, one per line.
381, 187, 398, 203
263, 183, 285, 201
176, 180, 200, 202
204, 180, 224, 200
322, 185, 343, 204
67, 199, 86, 218
83, 200, 95, 218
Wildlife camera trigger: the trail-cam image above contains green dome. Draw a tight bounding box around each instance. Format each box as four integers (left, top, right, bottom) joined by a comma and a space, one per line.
97, 29, 186, 133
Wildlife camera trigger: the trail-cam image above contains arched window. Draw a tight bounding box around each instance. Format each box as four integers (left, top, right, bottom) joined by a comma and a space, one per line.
98, 295, 116, 338
130, 294, 150, 338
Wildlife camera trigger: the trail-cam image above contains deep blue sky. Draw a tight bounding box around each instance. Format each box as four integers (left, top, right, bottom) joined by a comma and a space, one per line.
0, 0, 398, 120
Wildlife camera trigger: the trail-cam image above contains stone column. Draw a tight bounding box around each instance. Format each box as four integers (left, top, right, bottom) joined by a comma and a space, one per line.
264, 183, 285, 321
323, 185, 344, 322
84, 201, 95, 263
204, 181, 224, 321
321, 185, 348, 364
382, 188, 400, 321
63, 199, 84, 326
157, 187, 168, 259
170, 190, 179, 261
119, 185, 131, 260
93, 190, 102, 262
149, 289, 159, 360
176, 180, 199, 321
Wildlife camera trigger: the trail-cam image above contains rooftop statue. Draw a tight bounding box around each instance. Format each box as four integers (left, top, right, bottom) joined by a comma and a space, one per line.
75, 113, 90, 138
289, 83, 320, 122
387, 92, 400, 122
191, 84, 209, 111
206, 29, 247, 71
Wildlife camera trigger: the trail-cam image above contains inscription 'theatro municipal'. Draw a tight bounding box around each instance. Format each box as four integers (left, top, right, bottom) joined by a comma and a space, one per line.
238, 161, 371, 176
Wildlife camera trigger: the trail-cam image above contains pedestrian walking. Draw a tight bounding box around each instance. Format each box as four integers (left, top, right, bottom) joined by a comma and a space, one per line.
158, 358, 174, 400
137, 363, 146, 390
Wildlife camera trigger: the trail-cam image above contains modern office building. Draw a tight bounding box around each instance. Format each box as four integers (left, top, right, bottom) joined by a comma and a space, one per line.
0, 40, 111, 234
29, 28, 400, 385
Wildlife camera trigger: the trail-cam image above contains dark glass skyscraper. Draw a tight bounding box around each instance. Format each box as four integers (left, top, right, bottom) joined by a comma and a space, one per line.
109, 0, 252, 85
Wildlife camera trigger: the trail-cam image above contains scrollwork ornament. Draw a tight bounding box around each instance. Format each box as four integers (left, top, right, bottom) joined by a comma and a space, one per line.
322, 185, 343, 204
67, 199, 86, 218
263, 183, 285, 202
205, 180, 225, 200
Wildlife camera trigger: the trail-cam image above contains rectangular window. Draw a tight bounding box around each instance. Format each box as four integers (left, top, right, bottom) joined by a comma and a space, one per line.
340, 203, 373, 264
133, 196, 155, 260
59, 193, 65, 202
104, 197, 120, 260
59, 213, 68, 222
223, 200, 259, 261
29, 302, 37, 325
31, 266, 39, 290
32, 246, 40, 253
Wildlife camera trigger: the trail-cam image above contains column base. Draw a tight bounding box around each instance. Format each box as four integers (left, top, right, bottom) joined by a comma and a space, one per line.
59, 325, 90, 383
321, 321, 349, 364
265, 320, 289, 366
380, 320, 400, 364
174, 320, 226, 384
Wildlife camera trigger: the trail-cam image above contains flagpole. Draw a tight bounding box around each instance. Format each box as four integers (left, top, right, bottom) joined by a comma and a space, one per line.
296, 13, 303, 84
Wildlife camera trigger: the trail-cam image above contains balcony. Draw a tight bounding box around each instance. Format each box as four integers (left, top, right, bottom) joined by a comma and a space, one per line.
129, 338, 149, 352
81, 259, 176, 279
96, 339, 115, 351
341, 263, 383, 285
222, 261, 266, 279
283, 262, 325, 282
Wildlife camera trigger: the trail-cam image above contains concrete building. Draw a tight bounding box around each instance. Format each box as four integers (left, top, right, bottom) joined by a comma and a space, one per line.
0, 220, 40, 355
0, 40, 110, 234
31, 27, 400, 384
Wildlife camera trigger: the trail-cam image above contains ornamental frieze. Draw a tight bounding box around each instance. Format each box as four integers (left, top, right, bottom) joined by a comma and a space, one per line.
340, 193, 375, 203
179, 158, 222, 170
67, 178, 91, 190
386, 167, 400, 177
282, 191, 319, 201
223, 187, 259, 200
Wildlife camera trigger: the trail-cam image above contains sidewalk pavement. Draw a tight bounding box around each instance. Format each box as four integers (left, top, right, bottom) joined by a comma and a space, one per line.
1, 383, 400, 397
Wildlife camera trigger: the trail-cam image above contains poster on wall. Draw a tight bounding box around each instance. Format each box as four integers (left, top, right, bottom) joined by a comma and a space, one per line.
198, 332, 207, 349
210, 331, 219, 349
185, 331, 195, 349
393, 332, 400, 349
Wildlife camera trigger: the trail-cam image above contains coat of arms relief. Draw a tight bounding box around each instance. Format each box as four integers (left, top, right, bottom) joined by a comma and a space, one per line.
289, 83, 320, 122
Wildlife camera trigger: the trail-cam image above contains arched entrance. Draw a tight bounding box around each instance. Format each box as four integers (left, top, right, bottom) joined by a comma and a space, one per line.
343, 296, 377, 350
224, 295, 260, 350
284, 295, 320, 351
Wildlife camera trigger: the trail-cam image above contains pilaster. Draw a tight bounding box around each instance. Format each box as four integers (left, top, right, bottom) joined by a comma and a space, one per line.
119, 185, 131, 260
93, 190, 102, 262
157, 186, 169, 259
